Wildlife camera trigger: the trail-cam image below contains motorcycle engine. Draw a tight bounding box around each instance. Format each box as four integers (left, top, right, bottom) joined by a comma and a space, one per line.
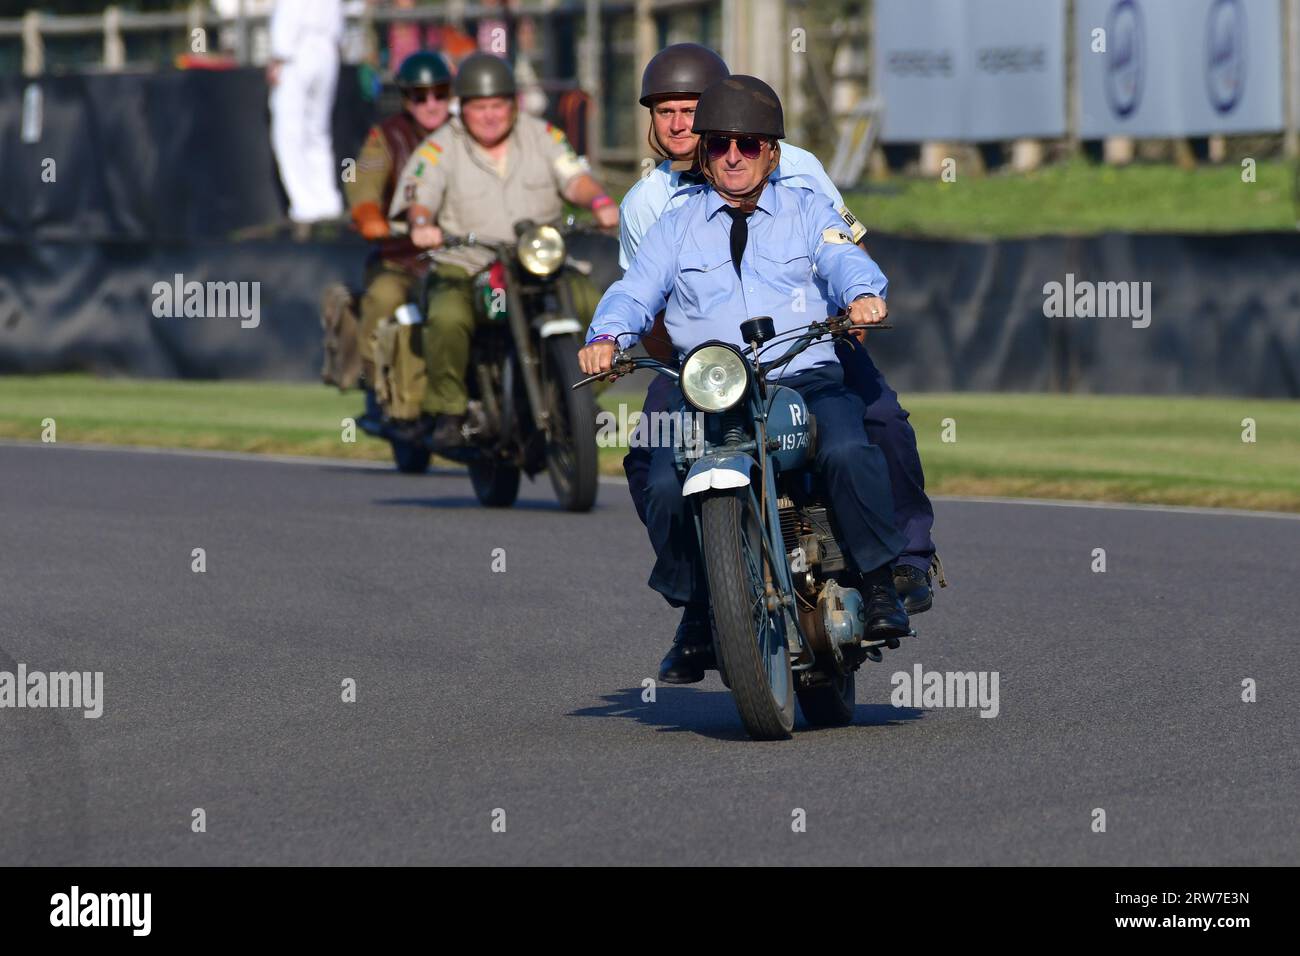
779, 497, 866, 670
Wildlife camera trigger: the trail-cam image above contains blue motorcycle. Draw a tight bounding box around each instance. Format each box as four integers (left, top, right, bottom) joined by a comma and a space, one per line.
576, 314, 914, 740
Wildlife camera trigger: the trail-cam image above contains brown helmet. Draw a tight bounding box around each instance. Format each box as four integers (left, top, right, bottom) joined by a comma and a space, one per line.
692, 75, 785, 139
639, 43, 729, 107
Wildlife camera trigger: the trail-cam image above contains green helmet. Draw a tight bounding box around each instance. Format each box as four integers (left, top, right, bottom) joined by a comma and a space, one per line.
396, 51, 452, 89
454, 52, 516, 100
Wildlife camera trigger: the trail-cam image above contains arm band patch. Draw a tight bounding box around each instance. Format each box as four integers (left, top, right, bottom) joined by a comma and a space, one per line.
838, 205, 868, 243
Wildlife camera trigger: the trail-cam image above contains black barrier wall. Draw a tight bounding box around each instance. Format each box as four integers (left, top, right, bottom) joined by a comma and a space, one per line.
0, 67, 375, 241
864, 232, 1300, 397
2, 231, 1297, 396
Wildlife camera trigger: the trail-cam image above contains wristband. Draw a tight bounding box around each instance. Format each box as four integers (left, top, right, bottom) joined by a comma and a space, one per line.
588, 334, 618, 345
591, 195, 614, 211
411, 213, 432, 227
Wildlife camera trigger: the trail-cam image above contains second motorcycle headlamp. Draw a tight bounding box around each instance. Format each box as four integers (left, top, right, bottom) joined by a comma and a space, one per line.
680, 342, 751, 413
517, 224, 566, 277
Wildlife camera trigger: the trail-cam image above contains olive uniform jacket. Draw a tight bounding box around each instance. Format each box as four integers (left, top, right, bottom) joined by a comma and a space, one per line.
389, 113, 590, 275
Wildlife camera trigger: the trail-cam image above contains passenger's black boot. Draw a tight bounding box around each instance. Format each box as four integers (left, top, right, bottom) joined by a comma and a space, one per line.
658, 604, 715, 685
357, 388, 384, 437
862, 566, 910, 646
894, 564, 933, 615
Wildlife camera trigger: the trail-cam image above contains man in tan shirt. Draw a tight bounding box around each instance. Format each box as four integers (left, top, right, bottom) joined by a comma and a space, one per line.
390, 53, 618, 447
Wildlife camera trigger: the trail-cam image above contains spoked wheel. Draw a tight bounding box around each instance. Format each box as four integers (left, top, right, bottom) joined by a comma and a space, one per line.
797, 669, 855, 728
701, 488, 794, 740
542, 336, 598, 512
469, 453, 521, 507
390, 439, 431, 474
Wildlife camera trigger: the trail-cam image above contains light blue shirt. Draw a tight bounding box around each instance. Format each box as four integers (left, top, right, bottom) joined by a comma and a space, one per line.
618, 143, 848, 270
589, 180, 888, 380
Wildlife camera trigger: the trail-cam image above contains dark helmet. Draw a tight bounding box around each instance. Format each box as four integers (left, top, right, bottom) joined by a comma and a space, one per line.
395, 50, 452, 89
639, 43, 729, 107
454, 52, 517, 100
692, 75, 785, 139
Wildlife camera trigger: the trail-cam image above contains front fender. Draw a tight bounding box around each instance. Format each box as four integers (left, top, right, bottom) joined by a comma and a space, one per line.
682, 453, 755, 497
537, 317, 582, 338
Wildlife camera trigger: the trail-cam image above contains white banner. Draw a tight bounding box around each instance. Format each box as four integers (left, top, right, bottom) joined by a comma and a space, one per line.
1077, 0, 1284, 137
875, 0, 1067, 142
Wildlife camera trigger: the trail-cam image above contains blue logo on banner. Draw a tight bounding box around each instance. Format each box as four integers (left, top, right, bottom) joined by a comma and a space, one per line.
1205, 0, 1245, 113
1105, 0, 1144, 118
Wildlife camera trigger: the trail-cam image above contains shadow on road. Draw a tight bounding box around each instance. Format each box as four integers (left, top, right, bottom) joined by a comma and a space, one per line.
570, 686, 925, 740
373, 496, 570, 512
319, 465, 465, 478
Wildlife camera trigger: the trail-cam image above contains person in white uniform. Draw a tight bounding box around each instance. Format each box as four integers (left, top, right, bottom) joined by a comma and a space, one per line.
267, 0, 345, 228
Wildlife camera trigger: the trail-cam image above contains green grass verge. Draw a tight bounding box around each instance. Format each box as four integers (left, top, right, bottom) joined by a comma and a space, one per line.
1, 374, 1296, 512
840, 158, 1299, 238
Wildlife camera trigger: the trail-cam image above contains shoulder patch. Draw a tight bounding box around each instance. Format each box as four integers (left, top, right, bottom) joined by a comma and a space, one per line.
417, 142, 442, 166
821, 227, 852, 245
545, 122, 569, 145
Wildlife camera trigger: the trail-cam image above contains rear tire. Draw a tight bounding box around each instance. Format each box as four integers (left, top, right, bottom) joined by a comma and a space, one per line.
391, 440, 431, 474
542, 336, 598, 512
797, 670, 855, 727
701, 489, 794, 740
469, 455, 521, 507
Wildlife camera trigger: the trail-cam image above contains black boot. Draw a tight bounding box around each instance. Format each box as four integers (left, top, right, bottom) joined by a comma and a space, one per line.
862, 566, 910, 645
894, 564, 933, 615
429, 413, 468, 449
386, 413, 434, 445
658, 605, 715, 685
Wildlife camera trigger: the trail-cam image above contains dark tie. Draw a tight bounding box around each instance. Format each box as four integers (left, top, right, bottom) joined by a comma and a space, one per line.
678, 170, 705, 186
722, 206, 749, 280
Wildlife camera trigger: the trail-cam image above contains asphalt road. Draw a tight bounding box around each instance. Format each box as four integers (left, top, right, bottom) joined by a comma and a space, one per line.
1, 441, 1296, 865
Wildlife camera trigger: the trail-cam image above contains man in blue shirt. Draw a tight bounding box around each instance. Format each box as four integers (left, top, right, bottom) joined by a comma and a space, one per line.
618, 46, 941, 644
580, 76, 910, 682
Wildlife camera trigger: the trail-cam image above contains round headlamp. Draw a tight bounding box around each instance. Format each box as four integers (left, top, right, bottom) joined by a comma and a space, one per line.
517, 224, 566, 277
680, 343, 751, 413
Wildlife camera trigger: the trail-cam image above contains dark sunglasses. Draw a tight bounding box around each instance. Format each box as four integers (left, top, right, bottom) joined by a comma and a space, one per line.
404, 85, 451, 103
705, 134, 766, 160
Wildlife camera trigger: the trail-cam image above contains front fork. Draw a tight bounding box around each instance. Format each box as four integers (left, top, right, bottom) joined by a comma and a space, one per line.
502, 260, 551, 438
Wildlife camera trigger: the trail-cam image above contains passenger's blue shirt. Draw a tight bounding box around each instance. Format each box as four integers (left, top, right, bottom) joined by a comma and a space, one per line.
618, 143, 850, 270
589, 180, 887, 380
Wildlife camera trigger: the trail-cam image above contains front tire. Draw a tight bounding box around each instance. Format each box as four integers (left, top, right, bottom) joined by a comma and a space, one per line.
701, 489, 795, 740
542, 336, 598, 512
